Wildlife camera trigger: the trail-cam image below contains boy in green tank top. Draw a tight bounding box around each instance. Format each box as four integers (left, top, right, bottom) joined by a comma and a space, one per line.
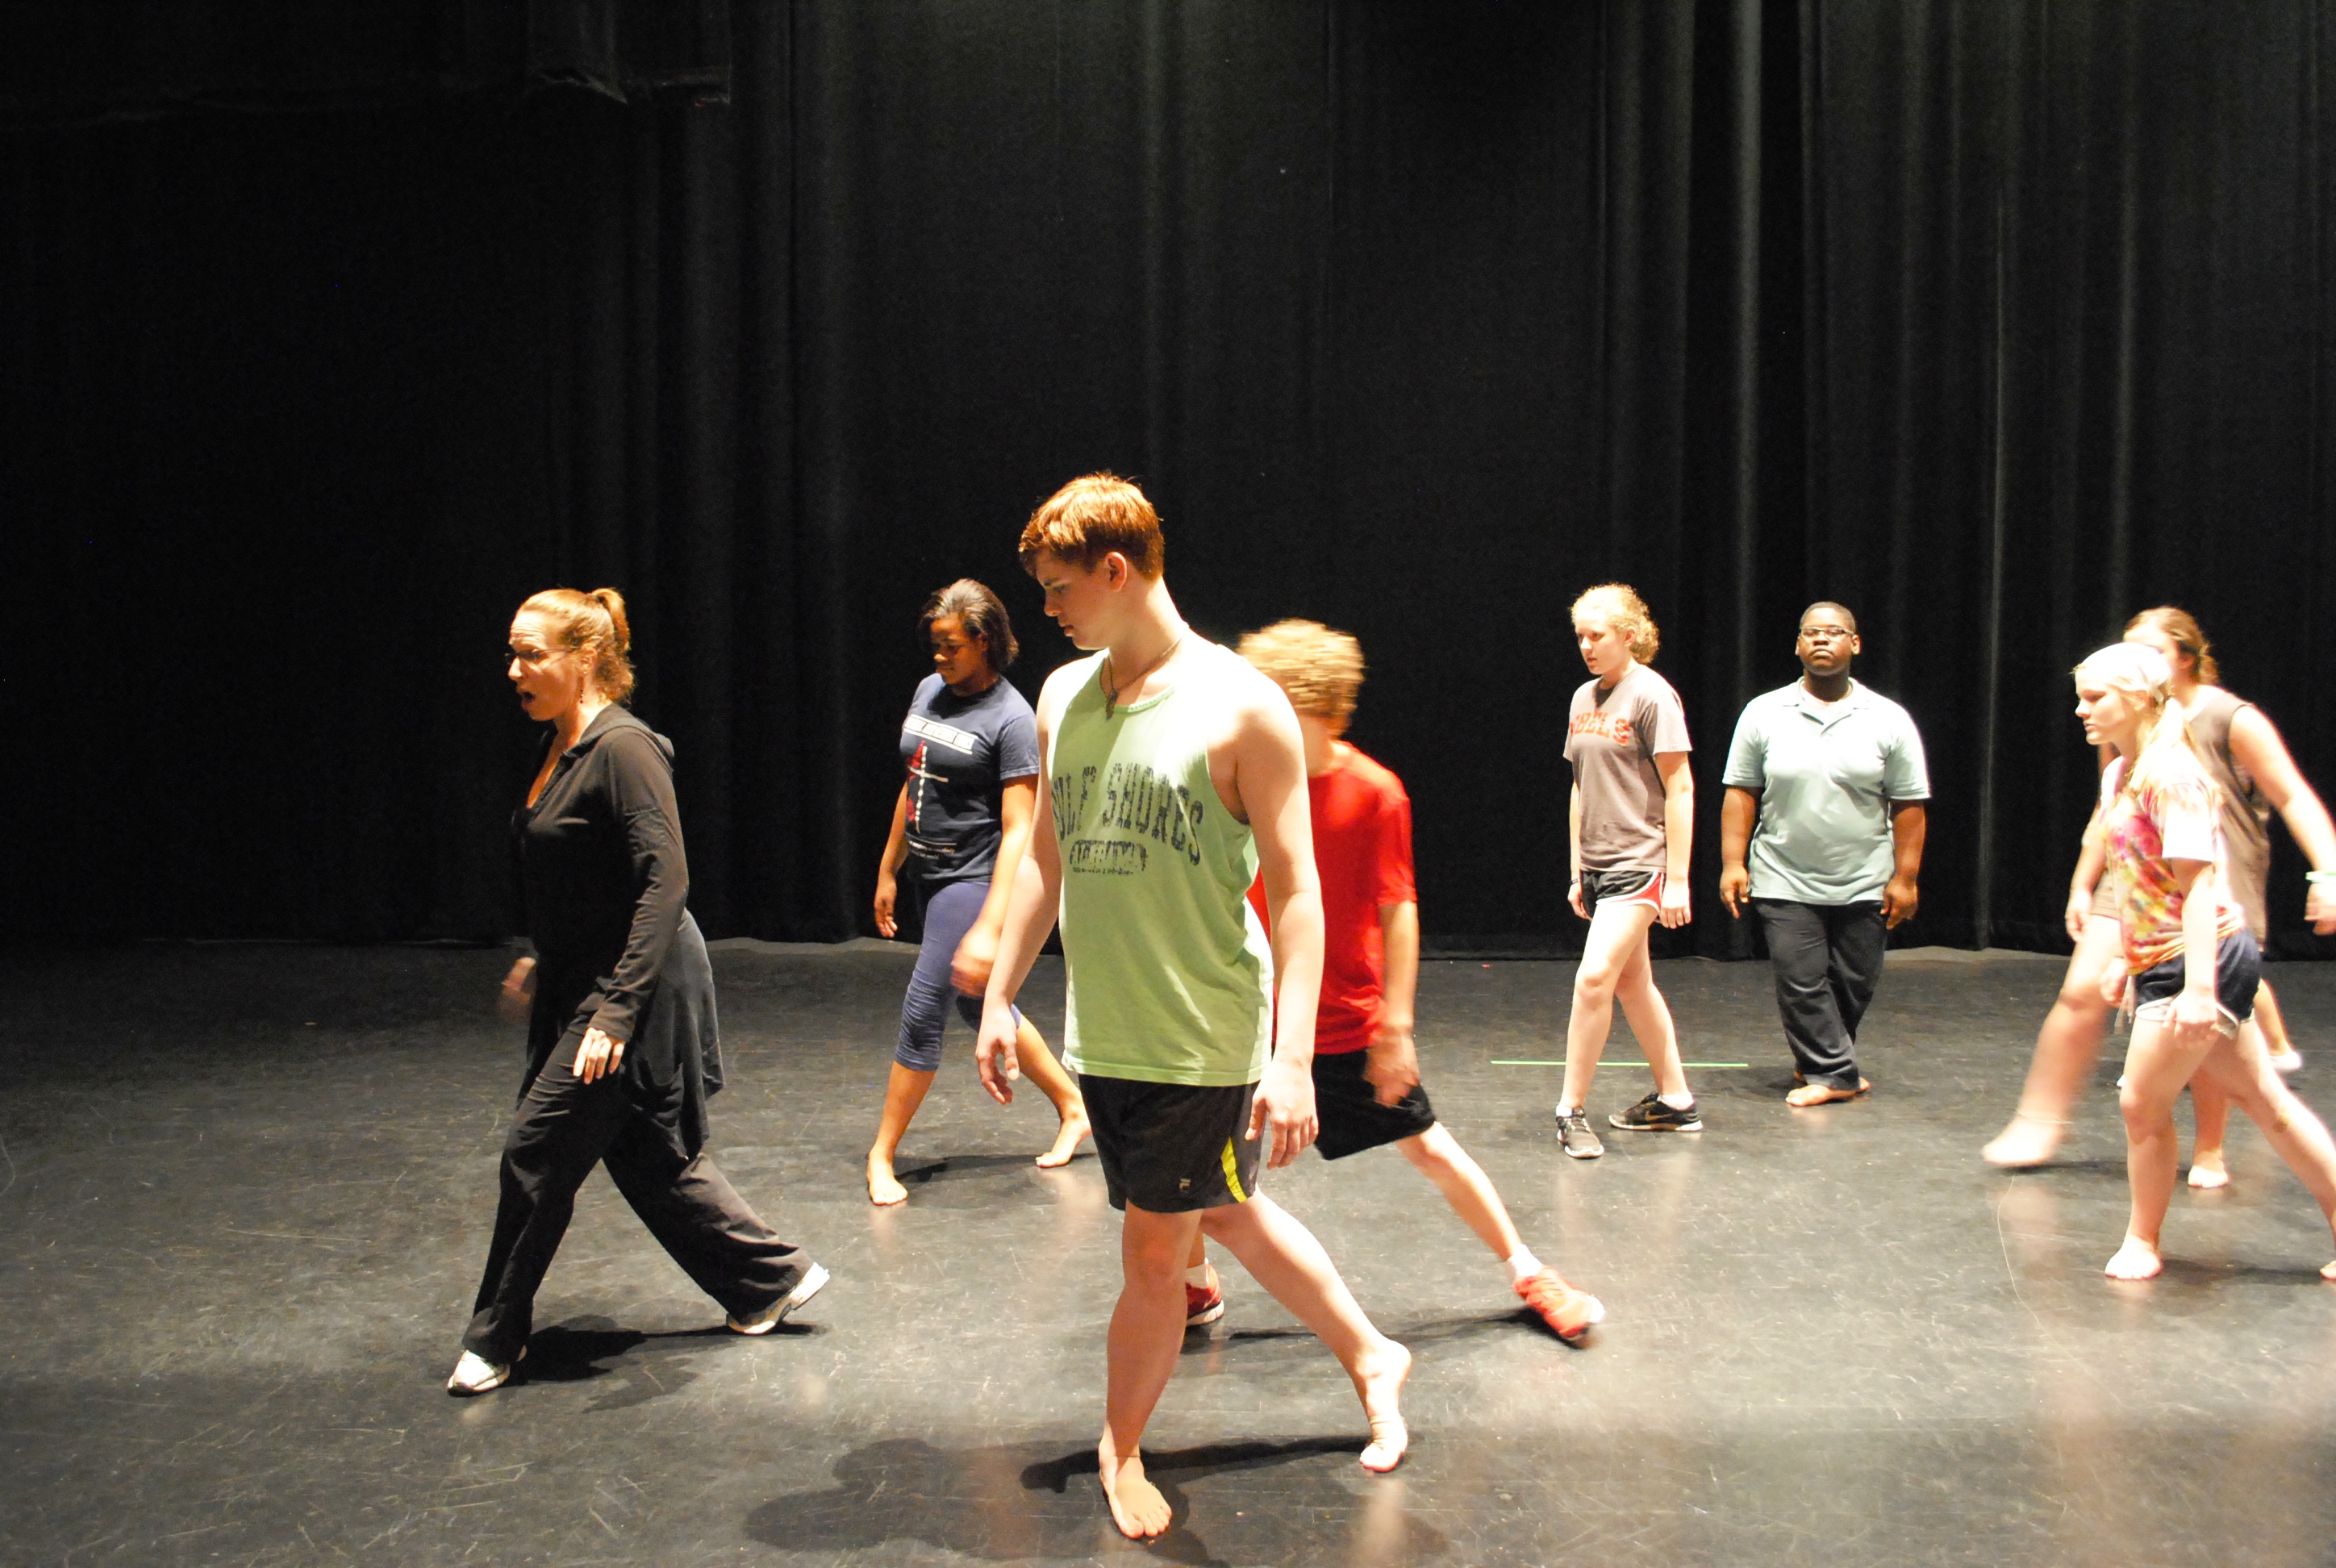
974, 474, 1412, 1541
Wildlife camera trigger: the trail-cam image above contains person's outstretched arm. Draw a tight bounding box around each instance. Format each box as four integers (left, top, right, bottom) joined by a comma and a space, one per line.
874, 783, 910, 938
1236, 676, 1324, 1168
976, 678, 1071, 1101
1718, 786, 1758, 918
1366, 901, 1421, 1106
2229, 707, 2336, 933
953, 775, 1039, 995
1884, 802, 1926, 927
1655, 751, 1694, 928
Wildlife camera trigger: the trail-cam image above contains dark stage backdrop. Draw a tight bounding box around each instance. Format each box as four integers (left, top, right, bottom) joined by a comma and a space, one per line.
6, 2, 2334, 957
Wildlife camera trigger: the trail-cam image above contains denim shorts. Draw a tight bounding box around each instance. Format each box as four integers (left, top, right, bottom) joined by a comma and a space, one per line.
2131, 929, 2260, 1036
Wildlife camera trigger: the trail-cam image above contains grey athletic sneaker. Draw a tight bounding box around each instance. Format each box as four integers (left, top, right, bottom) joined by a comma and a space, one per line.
1608, 1093, 1703, 1133
1555, 1107, 1604, 1160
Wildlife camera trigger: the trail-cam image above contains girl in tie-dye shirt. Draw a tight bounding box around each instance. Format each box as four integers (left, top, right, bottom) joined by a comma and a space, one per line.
2073, 642, 2336, 1285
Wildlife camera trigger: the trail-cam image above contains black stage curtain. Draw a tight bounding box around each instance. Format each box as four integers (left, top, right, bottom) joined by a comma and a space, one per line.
6, 2, 2333, 957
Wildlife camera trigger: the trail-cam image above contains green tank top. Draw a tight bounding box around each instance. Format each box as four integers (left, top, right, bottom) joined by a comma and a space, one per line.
1048, 642, 1273, 1086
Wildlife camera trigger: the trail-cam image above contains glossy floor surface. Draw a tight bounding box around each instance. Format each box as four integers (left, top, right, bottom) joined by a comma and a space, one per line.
6, 944, 2336, 1566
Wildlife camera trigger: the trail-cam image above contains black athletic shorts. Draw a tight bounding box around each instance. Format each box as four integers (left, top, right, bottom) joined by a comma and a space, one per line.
1580, 868, 1663, 913
1312, 1048, 1438, 1160
1078, 1074, 1261, 1213
2132, 929, 2261, 1036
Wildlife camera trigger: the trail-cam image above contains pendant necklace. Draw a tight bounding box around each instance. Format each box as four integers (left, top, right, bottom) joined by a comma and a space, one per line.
1103, 631, 1185, 720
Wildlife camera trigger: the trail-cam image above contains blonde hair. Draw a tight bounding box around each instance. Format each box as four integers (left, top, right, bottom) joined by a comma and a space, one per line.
1571, 582, 1659, 663
1018, 473, 1166, 579
1237, 619, 1365, 728
520, 587, 636, 703
2075, 642, 2216, 799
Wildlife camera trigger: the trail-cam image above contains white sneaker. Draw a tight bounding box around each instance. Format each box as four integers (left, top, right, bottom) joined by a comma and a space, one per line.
728, 1262, 831, 1335
446, 1349, 517, 1396
2271, 1049, 2305, 1074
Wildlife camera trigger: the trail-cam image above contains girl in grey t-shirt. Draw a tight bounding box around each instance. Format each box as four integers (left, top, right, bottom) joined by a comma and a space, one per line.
1552, 584, 1701, 1158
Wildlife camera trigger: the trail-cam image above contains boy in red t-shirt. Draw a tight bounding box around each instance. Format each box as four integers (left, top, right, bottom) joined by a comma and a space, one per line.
1181, 620, 1604, 1343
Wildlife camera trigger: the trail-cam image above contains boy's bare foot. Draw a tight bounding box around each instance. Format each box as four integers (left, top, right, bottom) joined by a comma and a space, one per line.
1037, 1107, 1090, 1169
1350, 1338, 1412, 1473
2186, 1155, 2230, 1191
2104, 1235, 2163, 1280
1786, 1077, 1871, 1107
1098, 1436, 1173, 1539
1983, 1111, 2070, 1168
866, 1153, 908, 1207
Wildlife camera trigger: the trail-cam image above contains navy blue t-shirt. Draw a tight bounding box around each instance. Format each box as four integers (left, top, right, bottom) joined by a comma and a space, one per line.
899, 673, 1041, 885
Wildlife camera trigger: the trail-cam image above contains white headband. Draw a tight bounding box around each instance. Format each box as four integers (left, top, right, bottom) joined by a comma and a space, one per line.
2077, 640, 2174, 694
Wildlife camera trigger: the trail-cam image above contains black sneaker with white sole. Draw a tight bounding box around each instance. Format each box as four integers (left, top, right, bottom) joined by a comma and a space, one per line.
1608, 1093, 1703, 1132
1554, 1107, 1604, 1159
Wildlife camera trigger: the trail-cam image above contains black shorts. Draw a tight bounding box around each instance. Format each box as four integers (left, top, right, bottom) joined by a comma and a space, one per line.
1580, 868, 1663, 913
1312, 1048, 1438, 1160
2132, 929, 2261, 1036
1078, 1074, 1262, 1213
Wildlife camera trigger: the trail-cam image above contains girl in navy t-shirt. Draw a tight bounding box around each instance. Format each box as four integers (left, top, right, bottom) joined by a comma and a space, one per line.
867, 581, 1091, 1204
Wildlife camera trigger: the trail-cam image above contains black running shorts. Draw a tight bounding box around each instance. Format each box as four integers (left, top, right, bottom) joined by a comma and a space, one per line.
1580, 868, 1662, 913
1312, 1048, 1438, 1161
1078, 1074, 1262, 1213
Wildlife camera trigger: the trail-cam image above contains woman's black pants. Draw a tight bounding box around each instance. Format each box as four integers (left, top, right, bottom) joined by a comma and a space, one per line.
462, 1051, 811, 1364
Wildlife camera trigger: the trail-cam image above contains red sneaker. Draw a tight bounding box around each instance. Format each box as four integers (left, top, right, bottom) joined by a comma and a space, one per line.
1184, 1280, 1224, 1327
1516, 1268, 1604, 1344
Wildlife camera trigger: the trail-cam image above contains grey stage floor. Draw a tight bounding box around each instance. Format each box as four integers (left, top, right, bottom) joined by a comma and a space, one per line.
5, 943, 2336, 1566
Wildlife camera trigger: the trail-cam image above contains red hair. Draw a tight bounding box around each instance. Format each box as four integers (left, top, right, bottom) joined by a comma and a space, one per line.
1018, 473, 1165, 579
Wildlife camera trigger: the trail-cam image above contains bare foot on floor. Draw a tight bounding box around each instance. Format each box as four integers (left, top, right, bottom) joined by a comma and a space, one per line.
2186, 1155, 2230, 1191
1098, 1437, 1173, 1539
1351, 1338, 1412, 1473
1983, 1113, 2069, 1168
2104, 1235, 2163, 1280
866, 1155, 908, 1207
1787, 1077, 1871, 1107
1036, 1108, 1090, 1169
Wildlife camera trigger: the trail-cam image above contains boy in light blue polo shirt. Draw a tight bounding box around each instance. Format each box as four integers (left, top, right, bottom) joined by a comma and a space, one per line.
1719, 603, 1929, 1104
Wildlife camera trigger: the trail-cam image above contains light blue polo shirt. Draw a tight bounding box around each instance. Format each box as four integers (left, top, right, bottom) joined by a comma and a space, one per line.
1721, 680, 1930, 905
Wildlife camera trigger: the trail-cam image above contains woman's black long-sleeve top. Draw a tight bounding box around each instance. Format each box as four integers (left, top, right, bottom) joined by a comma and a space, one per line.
515, 704, 723, 1157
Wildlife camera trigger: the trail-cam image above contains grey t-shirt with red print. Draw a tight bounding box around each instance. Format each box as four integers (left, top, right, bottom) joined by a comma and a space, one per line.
1564, 662, 1692, 874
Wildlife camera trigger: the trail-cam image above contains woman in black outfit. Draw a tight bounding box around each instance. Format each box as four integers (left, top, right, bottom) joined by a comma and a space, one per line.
449, 587, 824, 1395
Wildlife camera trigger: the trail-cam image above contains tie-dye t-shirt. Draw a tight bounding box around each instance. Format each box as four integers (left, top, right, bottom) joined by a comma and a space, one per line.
2099, 756, 2243, 974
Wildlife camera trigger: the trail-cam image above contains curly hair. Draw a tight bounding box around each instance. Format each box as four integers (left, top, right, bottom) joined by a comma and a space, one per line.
1237, 619, 1366, 728
1571, 582, 1660, 664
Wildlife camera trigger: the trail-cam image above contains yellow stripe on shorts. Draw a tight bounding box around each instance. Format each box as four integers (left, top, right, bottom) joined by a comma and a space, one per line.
1219, 1136, 1248, 1203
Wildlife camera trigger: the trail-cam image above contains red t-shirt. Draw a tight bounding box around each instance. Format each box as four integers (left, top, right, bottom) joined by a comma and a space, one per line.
1249, 741, 1417, 1054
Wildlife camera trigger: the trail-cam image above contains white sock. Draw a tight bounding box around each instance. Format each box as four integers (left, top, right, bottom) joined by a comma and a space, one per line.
1555, 1103, 1583, 1119
1504, 1247, 1543, 1286
1658, 1091, 1695, 1110
1185, 1264, 1212, 1288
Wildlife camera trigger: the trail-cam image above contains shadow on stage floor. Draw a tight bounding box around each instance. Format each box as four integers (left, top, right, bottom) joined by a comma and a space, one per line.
4, 942, 2336, 1565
